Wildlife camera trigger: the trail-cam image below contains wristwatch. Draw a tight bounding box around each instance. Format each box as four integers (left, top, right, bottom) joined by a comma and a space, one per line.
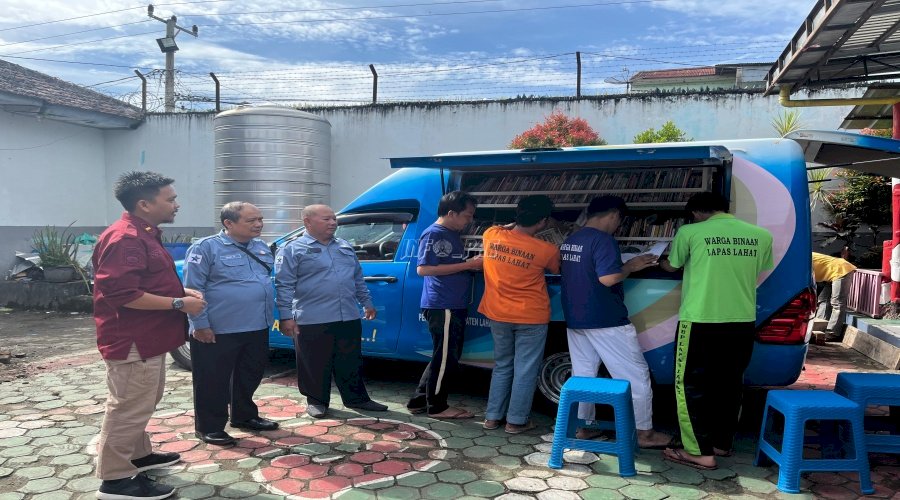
172, 298, 185, 310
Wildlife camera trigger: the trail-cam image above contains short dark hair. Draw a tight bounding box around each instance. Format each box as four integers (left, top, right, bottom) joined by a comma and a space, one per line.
587, 195, 627, 218
113, 171, 175, 212
685, 192, 729, 214
220, 201, 249, 226
515, 195, 554, 227
437, 191, 477, 217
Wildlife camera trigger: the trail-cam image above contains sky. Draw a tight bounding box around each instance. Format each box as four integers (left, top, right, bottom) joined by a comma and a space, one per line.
0, 0, 819, 110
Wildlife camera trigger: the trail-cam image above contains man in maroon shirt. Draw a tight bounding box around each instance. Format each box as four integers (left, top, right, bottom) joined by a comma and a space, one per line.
93, 171, 205, 500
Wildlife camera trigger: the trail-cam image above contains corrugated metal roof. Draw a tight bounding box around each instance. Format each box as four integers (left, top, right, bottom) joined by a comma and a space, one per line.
630, 67, 717, 81
0, 59, 142, 129
765, 0, 900, 95
841, 83, 900, 129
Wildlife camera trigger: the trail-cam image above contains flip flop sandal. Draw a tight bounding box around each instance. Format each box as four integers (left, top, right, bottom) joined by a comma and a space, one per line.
640, 436, 677, 450
662, 448, 718, 471
429, 408, 474, 419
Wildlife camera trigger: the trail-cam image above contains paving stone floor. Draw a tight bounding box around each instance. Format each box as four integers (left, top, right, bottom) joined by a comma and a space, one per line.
0, 344, 897, 499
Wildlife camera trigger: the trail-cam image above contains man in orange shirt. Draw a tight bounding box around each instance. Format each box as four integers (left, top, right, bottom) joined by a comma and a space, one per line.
479, 195, 561, 434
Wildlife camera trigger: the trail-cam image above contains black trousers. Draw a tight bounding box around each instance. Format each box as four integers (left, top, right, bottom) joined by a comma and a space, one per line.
674, 321, 755, 456
294, 319, 371, 407
191, 328, 268, 433
407, 308, 467, 415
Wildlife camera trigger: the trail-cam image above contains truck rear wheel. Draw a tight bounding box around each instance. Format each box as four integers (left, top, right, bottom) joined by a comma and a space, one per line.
170, 344, 192, 371
537, 351, 571, 405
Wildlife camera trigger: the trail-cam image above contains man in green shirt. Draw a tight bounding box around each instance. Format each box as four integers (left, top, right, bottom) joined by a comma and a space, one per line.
659, 192, 773, 470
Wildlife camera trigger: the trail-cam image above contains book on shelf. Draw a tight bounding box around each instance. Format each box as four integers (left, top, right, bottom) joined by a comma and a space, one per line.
620, 241, 670, 264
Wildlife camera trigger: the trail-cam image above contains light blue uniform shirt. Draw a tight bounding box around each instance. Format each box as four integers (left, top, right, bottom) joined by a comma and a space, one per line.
183, 230, 275, 334
274, 234, 374, 325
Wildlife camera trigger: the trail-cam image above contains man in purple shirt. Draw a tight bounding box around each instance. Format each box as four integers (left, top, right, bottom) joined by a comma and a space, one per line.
406, 191, 482, 419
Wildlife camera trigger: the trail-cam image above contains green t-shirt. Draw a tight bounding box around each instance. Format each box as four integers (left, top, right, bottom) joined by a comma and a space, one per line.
668, 213, 774, 323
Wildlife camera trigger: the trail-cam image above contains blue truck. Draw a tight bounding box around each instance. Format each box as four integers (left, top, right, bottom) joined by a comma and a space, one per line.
173, 131, 900, 404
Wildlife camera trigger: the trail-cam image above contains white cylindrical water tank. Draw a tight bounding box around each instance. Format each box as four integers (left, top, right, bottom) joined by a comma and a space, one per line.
214, 106, 331, 240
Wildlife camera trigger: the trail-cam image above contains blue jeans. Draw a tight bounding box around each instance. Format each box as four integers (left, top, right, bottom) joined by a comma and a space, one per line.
485, 321, 548, 425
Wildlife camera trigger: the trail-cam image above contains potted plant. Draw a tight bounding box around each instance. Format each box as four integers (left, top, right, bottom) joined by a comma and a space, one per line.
33, 223, 81, 283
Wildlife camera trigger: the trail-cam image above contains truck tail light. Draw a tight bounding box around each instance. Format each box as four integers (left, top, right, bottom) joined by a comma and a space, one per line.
756, 289, 816, 345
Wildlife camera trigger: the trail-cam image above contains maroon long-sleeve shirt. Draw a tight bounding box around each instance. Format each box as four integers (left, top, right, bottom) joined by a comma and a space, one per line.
92, 212, 187, 360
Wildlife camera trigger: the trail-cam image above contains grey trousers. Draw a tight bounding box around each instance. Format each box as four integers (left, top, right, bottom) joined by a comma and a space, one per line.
816, 270, 855, 334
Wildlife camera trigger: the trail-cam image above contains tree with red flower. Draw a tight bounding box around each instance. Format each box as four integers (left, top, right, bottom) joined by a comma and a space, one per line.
508, 110, 607, 149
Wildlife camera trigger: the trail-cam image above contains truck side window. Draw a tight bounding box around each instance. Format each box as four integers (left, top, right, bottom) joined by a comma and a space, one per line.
335, 219, 407, 261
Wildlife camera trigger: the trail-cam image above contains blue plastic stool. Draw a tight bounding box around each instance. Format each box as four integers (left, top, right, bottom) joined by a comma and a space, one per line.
835, 372, 900, 454
547, 376, 636, 476
755, 390, 874, 494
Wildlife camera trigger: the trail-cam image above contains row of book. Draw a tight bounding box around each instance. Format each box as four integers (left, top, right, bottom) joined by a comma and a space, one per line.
464, 169, 706, 205
615, 216, 687, 239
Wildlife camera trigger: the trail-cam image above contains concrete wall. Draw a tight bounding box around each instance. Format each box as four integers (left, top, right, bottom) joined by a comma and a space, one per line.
0, 89, 865, 274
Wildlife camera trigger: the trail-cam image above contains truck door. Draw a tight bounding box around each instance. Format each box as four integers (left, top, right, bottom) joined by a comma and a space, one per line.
334, 212, 413, 353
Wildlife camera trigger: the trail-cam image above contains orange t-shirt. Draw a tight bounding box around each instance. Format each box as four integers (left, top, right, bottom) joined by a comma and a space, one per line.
477, 226, 561, 324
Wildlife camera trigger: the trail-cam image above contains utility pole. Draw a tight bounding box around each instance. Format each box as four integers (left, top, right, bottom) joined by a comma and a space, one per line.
148, 4, 198, 112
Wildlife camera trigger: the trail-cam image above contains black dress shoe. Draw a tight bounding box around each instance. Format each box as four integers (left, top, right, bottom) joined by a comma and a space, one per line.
231, 417, 279, 431
131, 451, 181, 473
97, 473, 174, 500
307, 404, 328, 419
345, 400, 388, 412
195, 431, 236, 446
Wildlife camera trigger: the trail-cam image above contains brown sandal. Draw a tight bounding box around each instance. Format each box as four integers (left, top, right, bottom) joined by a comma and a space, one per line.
429, 407, 474, 419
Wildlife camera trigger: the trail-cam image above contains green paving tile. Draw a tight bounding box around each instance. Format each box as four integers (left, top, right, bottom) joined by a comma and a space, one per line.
291, 443, 331, 455
661, 466, 705, 485
590, 457, 621, 475
374, 485, 419, 499
658, 484, 708, 499
490, 455, 522, 470
69, 435, 97, 446
65, 476, 102, 493
62, 426, 100, 437
30, 492, 73, 500
634, 456, 671, 473
625, 473, 665, 486
579, 487, 625, 500
734, 475, 777, 494
0, 436, 31, 447
31, 436, 71, 447
19, 477, 68, 494
6, 455, 39, 464
463, 446, 499, 459
357, 477, 395, 490
699, 467, 737, 481
617, 485, 667, 500
38, 445, 80, 457
158, 472, 200, 487
450, 428, 486, 439
584, 475, 628, 489
336, 490, 377, 500
421, 483, 465, 499
396, 472, 437, 488
422, 461, 451, 473
507, 435, 541, 445
473, 435, 508, 447
437, 469, 479, 484
464, 479, 506, 497
235, 458, 261, 469
219, 482, 261, 498
498, 444, 533, 457
203, 470, 242, 486
59, 464, 94, 480
14, 465, 54, 479
177, 485, 216, 499
34, 400, 66, 410
0, 494, 25, 500
478, 466, 514, 482
26, 428, 64, 438
442, 437, 475, 449
0, 445, 34, 458
729, 464, 770, 479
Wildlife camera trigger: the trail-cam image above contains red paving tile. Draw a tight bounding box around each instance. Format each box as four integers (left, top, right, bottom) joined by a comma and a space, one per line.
384, 430, 416, 441
366, 423, 394, 431
308, 476, 352, 493
272, 454, 311, 468
389, 452, 425, 460
368, 441, 403, 453
372, 459, 412, 476
332, 463, 365, 477
150, 432, 177, 443
350, 451, 385, 464
275, 436, 311, 447
811, 483, 865, 500
296, 425, 327, 437
271, 478, 306, 495
163, 415, 193, 426
288, 464, 329, 480
179, 450, 212, 463
267, 411, 297, 419
351, 432, 376, 442
145, 425, 171, 433
158, 440, 198, 453
237, 436, 270, 448
317, 419, 343, 427
257, 466, 288, 481
213, 448, 252, 460
283, 405, 306, 413
312, 434, 343, 444
252, 446, 282, 457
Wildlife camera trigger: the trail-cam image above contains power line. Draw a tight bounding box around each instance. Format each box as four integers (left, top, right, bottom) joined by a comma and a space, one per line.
182, 0, 511, 17
0, 54, 159, 70
0, 20, 152, 48
200, 1, 666, 28
2, 31, 158, 56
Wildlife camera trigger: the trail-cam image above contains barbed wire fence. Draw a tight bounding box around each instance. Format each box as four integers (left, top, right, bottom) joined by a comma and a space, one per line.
95, 46, 785, 113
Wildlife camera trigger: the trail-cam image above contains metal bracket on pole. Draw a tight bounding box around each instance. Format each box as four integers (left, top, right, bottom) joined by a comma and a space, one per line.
210, 72, 220, 112
370, 64, 378, 104
134, 70, 147, 114
576, 52, 582, 99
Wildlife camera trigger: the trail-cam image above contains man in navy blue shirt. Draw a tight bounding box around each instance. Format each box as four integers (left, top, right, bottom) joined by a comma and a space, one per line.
183, 202, 278, 446
406, 191, 483, 419
560, 196, 671, 448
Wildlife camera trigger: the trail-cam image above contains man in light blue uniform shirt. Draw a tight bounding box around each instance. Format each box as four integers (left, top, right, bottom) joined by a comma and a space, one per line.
275, 204, 388, 419
183, 202, 279, 446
